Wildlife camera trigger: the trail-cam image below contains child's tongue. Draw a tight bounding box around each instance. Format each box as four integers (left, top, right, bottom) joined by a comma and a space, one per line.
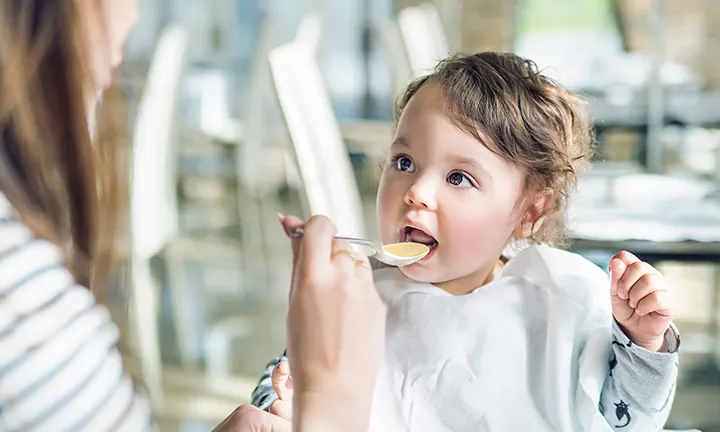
407, 228, 435, 245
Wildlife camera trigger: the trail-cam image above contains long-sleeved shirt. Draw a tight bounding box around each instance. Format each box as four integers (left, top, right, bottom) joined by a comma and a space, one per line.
0, 192, 154, 431
253, 246, 680, 431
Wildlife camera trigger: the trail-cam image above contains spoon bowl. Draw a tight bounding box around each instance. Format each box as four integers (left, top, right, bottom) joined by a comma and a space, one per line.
290, 228, 429, 267
378, 242, 430, 266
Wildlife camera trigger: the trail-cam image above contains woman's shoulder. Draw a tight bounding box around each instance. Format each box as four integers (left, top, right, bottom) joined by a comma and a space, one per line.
0, 191, 153, 429
0, 189, 92, 336
501, 245, 611, 314
0, 189, 84, 311
0, 192, 40, 266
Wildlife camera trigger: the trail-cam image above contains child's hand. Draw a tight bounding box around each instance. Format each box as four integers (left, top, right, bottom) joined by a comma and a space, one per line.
269, 361, 294, 421
609, 251, 673, 352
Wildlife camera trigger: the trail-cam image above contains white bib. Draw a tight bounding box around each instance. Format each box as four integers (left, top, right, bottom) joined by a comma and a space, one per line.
369, 246, 615, 432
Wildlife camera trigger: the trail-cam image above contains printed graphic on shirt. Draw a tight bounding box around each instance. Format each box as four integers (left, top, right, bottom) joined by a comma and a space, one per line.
613, 339, 632, 348
614, 400, 631, 428
609, 339, 630, 377
609, 353, 618, 377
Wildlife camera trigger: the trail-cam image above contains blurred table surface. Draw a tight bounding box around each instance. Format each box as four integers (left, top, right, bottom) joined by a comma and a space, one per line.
585, 90, 720, 128
568, 165, 720, 262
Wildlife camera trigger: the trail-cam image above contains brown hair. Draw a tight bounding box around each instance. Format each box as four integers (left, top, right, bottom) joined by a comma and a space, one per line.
395, 52, 594, 247
0, 1, 131, 347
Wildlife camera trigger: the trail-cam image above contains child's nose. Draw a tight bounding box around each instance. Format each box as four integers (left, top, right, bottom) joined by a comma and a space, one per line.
404, 179, 438, 211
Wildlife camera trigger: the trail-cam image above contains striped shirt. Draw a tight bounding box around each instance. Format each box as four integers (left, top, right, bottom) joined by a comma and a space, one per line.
0, 193, 154, 431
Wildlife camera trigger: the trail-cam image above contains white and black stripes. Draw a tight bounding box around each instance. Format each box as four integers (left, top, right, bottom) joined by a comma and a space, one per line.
0, 193, 154, 431
251, 352, 288, 411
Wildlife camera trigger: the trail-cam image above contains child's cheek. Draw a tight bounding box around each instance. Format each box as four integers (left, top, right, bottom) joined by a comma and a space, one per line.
442, 211, 514, 263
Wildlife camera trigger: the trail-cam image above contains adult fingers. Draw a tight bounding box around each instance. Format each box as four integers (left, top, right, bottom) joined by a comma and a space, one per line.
278, 214, 305, 267
296, 215, 336, 272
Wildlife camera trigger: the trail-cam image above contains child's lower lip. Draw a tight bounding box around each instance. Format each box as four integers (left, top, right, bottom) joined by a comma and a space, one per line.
419, 244, 437, 262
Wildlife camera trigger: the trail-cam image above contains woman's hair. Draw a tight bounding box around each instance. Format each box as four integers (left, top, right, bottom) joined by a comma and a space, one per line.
0, 0, 131, 343
395, 52, 594, 247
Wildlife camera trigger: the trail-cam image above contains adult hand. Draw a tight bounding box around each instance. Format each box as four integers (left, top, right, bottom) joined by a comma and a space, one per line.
211, 404, 290, 432
610, 251, 674, 352
278, 214, 386, 432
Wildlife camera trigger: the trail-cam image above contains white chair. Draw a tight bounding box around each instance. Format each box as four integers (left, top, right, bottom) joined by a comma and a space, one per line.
234, 12, 324, 284
237, 12, 323, 185
398, 2, 450, 78
236, 13, 324, 197
129, 24, 190, 406
296, 12, 323, 58
268, 41, 366, 238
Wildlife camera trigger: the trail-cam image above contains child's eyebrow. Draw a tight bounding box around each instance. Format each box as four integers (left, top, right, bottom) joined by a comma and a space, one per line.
451, 156, 494, 183
391, 137, 410, 148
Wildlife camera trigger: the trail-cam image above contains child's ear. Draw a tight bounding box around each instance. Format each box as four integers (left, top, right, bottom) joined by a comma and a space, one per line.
513, 189, 554, 240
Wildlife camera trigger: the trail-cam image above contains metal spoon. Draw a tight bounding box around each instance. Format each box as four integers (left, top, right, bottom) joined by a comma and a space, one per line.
289, 227, 429, 267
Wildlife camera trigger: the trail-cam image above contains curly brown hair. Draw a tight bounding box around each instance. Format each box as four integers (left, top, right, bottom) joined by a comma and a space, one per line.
394, 52, 595, 248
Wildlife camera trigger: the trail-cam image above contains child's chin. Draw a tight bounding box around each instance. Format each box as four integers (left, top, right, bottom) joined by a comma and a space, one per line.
398, 263, 435, 283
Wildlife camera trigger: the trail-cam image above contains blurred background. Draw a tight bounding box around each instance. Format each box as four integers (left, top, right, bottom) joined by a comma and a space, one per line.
117, 0, 720, 430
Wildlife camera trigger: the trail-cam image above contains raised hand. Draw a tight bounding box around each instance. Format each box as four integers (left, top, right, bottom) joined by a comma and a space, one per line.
609, 251, 673, 352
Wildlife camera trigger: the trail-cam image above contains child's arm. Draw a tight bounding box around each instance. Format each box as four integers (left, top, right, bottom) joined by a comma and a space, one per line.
600, 321, 680, 429
600, 251, 680, 430
251, 350, 288, 411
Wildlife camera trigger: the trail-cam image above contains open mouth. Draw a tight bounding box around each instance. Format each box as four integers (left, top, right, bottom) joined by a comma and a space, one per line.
402, 226, 438, 251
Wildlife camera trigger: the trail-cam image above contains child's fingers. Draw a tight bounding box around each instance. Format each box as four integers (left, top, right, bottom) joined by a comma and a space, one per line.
616, 261, 656, 300
609, 258, 626, 297
269, 399, 293, 421
269, 362, 294, 421
271, 361, 293, 401
635, 290, 672, 317
271, 361, 290, 389
610, 291, 635, 322
627, 273, 664, 309
611, 250, 641, 266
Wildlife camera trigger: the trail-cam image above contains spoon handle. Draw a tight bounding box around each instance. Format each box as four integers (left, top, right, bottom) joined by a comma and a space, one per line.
289, 228, 380, 256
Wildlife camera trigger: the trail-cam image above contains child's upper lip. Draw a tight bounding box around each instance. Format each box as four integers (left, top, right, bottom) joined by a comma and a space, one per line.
400, 219, 436, 240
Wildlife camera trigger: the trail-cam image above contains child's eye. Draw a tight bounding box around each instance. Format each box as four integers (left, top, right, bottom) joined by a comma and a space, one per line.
392, 155, 415, 173
447, 172, 473, 188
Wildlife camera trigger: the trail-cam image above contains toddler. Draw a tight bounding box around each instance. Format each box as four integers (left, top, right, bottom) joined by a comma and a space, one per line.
253, 52, 679, 431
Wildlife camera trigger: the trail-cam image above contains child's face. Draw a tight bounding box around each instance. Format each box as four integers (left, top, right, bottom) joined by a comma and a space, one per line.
377, 83, 528, 294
